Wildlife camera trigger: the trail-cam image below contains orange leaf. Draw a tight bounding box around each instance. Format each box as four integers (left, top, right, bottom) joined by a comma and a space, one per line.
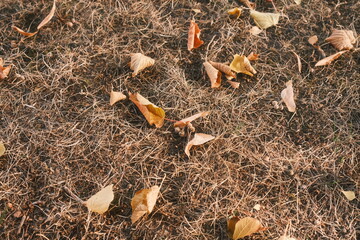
325, 29, 356, 50
129, 92, 165, 128
185, 133, 215, 157
203, 62, 222, 88
230, 55, 256, 76
129, 53, 155, 77
188, 21, 204, 51
0, 58, 11, 80
247, 52, 259, 61
227, 80, 240, 89
174, 111, 210, 128
315, 51, 347, 67
12, 26, 37, 37
228, 8, 242, 19
281, 80, 296, 112
131, 186, 160, 223
209, 61, 236, 79
109, 90, 126, 106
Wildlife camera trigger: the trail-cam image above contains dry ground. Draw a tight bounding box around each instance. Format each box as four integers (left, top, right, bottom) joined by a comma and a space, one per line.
0, 0, 359, 239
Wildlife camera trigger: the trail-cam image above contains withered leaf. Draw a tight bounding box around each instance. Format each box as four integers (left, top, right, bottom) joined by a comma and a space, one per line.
315, 51, 347, 67
281, 80, 296, 112
203, 62, 222, 88
227, 80, 240, 89
185, 133, 215, 157
209, 61, 236, 79
279, 236, 297, 240
238, 0, 255, 9
247, 52, 259, 61
129, 53, 155, 77
249, 26, 262, 35
129, 92, 165, 128
110, 90, 126, 106
341, 191, 356, 201
325, 29, 356, 50
292, 51, 302, 73
174, 111, 210, 128
188, 21, 204, 51
0, 142, 5, 157
227, 216, 263, 240
131, 185, 160, 223
308, 35, 318, 45
228, 8, 242, 19
230, 55, 256, 76
86, 184, 114, 214
0, 58, 11, 80
294, 0, 301, 5
250, 10, 280, 29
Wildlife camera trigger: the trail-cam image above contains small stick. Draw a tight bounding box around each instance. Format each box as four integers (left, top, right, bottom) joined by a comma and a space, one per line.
64, 186, 85, 205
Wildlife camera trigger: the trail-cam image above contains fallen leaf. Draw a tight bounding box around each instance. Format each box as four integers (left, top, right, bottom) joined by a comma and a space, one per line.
294, 0, 301, 5
129, 92, 165, 128
129, 53, 155, 77
227, 216, 263, 240
281, 80, 296, 112
279, 236, 297, 240
192, 8, 201, 13
209, 61, 236, 79
247, 52, 259, 61
228, 8, 242, 19
238, 0, 255, 9
13, 211, 22, 218
185, 133, 215, 157
110, 90, 126, 106
131, 185, 160, 223
0, 142, 5, 157
188, 21, 204, 51
325, 29, 356, 50
227, 80, 240, 89
253, 204, 261, 211
0, 59, 11, 80
250, 10, 280, 29
230, 55, 256, 76
315, 51, 347, 67
292, 51, 302, 73
86, 184, 114, 214
13, 0, 56, 37
174, 111, 210, 128
249, 26, 262, 35
308, 35, 318, 45
341, 191, 356, 201
203, 62, 222, 88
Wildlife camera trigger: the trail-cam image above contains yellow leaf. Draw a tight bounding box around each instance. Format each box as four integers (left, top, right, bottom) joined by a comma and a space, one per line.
129, 92, 165, 128
174, 111, 210, 128
227, 216, 263, 239
325, 29, 356, 50
281, 80, 296, 112
228, 8, 242, 19
0, 142, 5, 157
209, 61, 236, 79
315, 51, 347, 67
341, 191, 356, 201
230, 55, 256, 76
185, 133, 215, 157
250, 10, 280, 29
188, 21, 204, 51
0, 59, 11, 80
110, 90, 126, 106
129, 53, 155, 77
131, 185, 160, 223
203, 62, 222, 88
249, 26, 262, 35
86, 184, 114, 214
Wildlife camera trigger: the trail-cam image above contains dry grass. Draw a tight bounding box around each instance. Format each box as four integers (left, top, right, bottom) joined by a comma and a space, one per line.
0, 0, 359, 239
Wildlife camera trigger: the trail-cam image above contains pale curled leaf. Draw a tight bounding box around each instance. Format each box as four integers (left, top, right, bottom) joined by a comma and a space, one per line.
12, 26, 38, 37
325, 29, 356, 50
174, 111, 210, 128
209, 61, 236, 79
203, 62, 222, 88
0, 142, 5, 157
341, 191, 356, 201
185, 133, 215, 157
308, 35, 318, 45
129, 92, 165, 128
227, 216, 263, 240
0, 59, 11, 80
227, 80, 240, 89
109, 91, 126, 106
249, 26, 262, 35
294, 0, 301, 5
86, 184, 114, 214
188, 21, 204, 51
228, 8, 242, 19
315, 51, 347, 67
131, 185, 160, 223
253, 204, 261, 211
247, 52, 259, 61
230, 55, 256, 76
129, 53, 155, 77
250, 10, 280, 29
281, 80, 296, 112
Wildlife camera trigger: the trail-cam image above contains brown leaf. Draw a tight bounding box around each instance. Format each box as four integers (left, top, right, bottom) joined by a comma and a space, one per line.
249, 26, 262, 35
109, 90, 126, 106
174, 111, 210, 128
228, 8, 242, 19
13, 211, 22, 218
188, 21, 204, 51
0, 59, 11, 80
325, 29, 356, 50
129, 92, 165, 128
227, 80, 240, 89
247, 52, 259, 61
230, 55, 256, 76
209, 61, 236, 79
185, 133, 215, 157
129, 53, 155, 77
0, 142, 5, 157
131, 185, 160, 223
308, 35, 318, 45
86, 184, 114, 214
203, 62, 222, 88
279, 236, 297, 240
315, 51, 347, 67
281, 80, 296, 112
12, 26, 38, 37
227, 216, 263, 240
238, 0, 255, 9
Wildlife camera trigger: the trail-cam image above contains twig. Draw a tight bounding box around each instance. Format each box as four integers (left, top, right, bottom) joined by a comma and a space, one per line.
64, 186, 85, 205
